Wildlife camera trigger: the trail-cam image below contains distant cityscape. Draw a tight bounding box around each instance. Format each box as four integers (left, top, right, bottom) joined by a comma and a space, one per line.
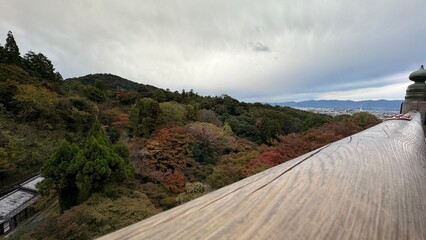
272, 100, 403, 120
293, 107, 399, 120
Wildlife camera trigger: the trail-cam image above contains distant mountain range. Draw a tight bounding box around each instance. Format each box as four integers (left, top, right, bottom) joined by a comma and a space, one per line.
273, 100, 403, 111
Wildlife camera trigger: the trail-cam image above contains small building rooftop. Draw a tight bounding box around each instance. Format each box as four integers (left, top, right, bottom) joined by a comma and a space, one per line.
0, 175, 43, 226
0, 190, 36, 224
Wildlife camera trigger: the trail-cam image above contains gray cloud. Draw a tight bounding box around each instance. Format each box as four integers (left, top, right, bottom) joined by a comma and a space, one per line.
251, 42, 270, 52
0, 0, 425, 102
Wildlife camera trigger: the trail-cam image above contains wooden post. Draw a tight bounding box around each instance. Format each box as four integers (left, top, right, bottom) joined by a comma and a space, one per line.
402, 65, 426, 134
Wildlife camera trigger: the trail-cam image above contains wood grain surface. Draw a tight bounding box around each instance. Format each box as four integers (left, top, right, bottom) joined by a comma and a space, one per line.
99, 111, 426, 240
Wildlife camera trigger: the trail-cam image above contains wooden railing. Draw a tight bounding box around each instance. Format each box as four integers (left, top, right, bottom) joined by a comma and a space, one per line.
99, 111, 426, 240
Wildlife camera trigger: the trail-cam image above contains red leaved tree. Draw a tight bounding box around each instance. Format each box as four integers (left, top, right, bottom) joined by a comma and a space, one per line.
132, 127, 202, 193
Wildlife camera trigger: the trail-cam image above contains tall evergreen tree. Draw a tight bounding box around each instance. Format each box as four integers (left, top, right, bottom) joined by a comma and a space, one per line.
41, 119, 133, 212
40, 140, 80, 213
72, 119, 132, 201
4, 31, 20, 65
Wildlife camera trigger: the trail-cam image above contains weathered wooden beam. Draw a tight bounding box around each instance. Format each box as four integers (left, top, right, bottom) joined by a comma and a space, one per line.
99, 111, 426, 240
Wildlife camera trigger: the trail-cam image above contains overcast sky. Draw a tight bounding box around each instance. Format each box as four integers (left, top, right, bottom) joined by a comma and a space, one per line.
1, 0, 425, 102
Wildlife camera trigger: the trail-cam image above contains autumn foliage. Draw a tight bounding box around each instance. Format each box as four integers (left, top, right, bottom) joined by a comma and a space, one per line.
132, 127, 201, 193
244, 112, 381, 176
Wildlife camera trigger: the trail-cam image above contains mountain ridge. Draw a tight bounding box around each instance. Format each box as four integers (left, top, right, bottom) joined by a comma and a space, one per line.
66, 73, 160, 92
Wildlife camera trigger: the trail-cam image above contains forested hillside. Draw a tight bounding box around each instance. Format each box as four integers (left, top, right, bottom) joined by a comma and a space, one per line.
0, 31, 381, 239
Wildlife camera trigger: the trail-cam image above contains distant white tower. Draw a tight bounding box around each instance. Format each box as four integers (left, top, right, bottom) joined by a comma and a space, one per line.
360, 104, 363, 112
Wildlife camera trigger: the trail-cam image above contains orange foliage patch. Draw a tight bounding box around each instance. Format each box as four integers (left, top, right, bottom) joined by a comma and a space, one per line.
112, 113, 129, 128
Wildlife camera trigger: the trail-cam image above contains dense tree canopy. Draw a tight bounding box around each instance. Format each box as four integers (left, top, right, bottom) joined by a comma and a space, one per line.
72, 123, 132, 200
13, 84, 59, 122
41, 140, 80, 212
158, 101, 188, 126
188, 122, 236, 164
23, 51, 60, 82
0, 80, 18, 111
129, 98, 160, 137
41, 120, 133, 212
